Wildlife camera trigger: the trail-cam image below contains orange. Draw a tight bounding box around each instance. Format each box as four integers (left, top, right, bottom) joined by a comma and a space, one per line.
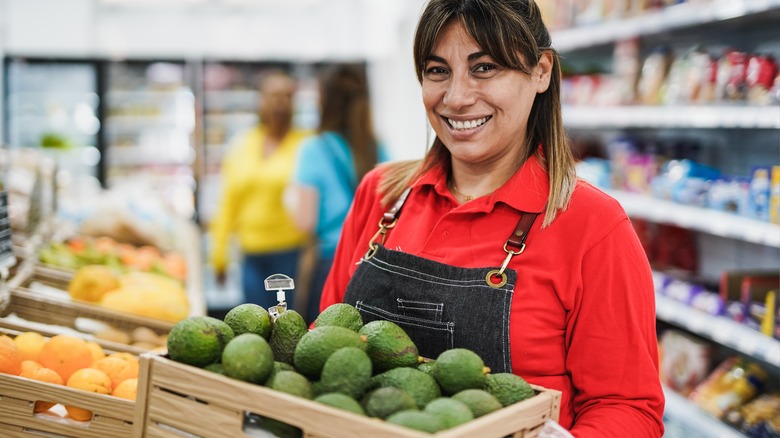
0, 335, 22, 375
107, 352, 140, 377
85, 341, 106, 362
91, 356, 137, 390
65, 368, 112, 421
38, 335, 94, 381
20, 360, 43, 373
13, 332, 47, 362
20, 367, 65, 413
112, 377, 138, 400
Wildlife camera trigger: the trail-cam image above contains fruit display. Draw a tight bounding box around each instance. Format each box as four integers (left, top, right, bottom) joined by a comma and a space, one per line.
164, 303, 541, 435
66, 267, 189, 323
0, 330, 140, 422
38, 235, 187, 283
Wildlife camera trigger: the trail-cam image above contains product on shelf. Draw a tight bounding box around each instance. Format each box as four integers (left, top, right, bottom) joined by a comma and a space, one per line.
659, 329, 714, 396
689, 356, 769, 420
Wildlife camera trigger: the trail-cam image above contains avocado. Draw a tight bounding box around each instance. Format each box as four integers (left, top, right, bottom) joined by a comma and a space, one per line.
268, 361, 296, 380
417, 360, 435, 375
269, 310, 308, 365
224, 303, 272, 340
221, 333, 274, 384
361, 387, 418, 419
358, 320, 420, 372
313, 303, 363, 332
314, 393, 366, 416
167, 316, 235, 367
203, 362, 226, 375
370, 367, 441, 409
293, 326, 367, 379
424, 397, 474, 429
485, 373, 536, 406
317, 347, 373, 399
386, 410, 444, 433
432, 348, 489, 395
452, 389, 503, 418
265, 370, 314, 399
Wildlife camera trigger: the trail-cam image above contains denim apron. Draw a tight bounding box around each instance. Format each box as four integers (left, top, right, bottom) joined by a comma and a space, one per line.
343, 188, 537, 373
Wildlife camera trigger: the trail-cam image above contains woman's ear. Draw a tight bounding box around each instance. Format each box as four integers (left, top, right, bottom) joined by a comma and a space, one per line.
535, 51, 554, 94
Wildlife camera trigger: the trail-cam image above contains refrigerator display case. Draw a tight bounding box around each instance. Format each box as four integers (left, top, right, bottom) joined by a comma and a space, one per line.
103, 60, 197, 219
2, 57, 103, 186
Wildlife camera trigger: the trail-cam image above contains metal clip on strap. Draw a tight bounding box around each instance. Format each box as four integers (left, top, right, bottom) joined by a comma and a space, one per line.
486, 212, 538, 288
365, 187, 412, 260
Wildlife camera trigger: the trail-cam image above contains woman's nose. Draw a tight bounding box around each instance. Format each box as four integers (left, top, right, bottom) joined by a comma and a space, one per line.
442, 74, 476, 108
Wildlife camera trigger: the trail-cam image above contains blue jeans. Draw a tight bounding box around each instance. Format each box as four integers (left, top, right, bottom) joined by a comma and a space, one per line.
241, 249, 301, 310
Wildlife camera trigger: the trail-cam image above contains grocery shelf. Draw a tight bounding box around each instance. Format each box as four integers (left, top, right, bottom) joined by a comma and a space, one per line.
106, 146, 195, 167
662, 385, 747, 438
655, 293, 780, 367
563, 105, 780, 130
607, 190, 780, 248
552, 0, 780, 51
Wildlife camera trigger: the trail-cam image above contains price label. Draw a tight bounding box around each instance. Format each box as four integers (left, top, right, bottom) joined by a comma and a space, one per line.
0, 190, 16, 271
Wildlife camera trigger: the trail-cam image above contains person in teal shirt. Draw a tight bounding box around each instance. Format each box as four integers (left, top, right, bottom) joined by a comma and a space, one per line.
286, 64, 388, 322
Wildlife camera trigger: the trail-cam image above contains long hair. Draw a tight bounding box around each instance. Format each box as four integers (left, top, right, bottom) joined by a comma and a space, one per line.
317, 63, 378, 182
380, 0, 575, 227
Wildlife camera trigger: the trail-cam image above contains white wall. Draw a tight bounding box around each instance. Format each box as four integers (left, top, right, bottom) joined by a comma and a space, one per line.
2, 0, 430, 160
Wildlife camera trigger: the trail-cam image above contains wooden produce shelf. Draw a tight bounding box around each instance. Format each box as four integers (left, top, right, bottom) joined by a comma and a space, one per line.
0, 326, 136, 438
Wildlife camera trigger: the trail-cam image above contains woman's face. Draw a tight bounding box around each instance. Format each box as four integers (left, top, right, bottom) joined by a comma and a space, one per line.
422, 21, 551, 168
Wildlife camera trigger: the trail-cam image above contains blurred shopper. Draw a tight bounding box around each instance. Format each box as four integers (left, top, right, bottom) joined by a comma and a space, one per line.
319, 0, 664, 436
286, 63, 388, 322
210, 70, 310, 310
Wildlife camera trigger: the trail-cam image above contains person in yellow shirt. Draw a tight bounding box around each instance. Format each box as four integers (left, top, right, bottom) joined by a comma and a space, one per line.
209, 70, 310, 309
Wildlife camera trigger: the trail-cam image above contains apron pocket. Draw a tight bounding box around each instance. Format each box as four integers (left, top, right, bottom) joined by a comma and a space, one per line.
395, 298, 444, 322
356, 301, 454, 360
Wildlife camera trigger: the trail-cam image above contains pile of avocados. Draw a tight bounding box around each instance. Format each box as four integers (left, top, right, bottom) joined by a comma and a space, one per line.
166, 302, 537, 435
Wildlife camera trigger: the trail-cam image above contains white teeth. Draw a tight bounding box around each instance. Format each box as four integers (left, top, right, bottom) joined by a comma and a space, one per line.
447, 117, 488, 130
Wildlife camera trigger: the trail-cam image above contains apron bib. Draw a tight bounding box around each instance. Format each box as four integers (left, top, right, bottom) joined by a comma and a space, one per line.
342, 188, 536, 373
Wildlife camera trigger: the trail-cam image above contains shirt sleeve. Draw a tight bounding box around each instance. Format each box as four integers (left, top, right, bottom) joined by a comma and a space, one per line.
292, 136, 327, 188
566, 217, 665, 437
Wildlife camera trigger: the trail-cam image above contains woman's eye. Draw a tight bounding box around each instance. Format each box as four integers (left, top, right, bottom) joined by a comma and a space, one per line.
424, 66, 449, 80
473, 63, 497, 75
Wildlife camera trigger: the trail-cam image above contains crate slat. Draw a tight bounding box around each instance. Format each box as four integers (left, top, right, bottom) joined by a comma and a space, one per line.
0, 327, 137, 437
134, 353, 562, 438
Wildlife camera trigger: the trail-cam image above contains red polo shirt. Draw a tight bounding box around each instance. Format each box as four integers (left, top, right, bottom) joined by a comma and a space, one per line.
321, 155, 664, 437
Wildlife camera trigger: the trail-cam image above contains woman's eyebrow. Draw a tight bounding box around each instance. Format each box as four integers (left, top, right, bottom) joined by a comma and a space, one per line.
426, 51, 489, 64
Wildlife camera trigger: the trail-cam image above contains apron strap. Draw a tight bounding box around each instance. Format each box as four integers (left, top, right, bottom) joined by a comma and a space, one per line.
365, 187, 412, 259
507, 212, 538, 250
488, 212, 538, 288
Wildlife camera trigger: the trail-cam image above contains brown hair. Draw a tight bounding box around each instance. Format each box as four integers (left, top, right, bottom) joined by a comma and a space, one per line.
317, 63, 379, 182
380, 0, 575, 226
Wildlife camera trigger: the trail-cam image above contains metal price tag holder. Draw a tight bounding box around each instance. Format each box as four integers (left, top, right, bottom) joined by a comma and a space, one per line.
265, 273, 295, 320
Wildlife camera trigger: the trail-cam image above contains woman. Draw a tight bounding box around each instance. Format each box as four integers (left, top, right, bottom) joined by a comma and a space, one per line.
319, 0, 664, 436
286, 63, 387, 322
210, 70, 310, 310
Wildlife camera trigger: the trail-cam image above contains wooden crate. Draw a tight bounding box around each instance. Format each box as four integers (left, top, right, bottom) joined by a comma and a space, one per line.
0, 326, 136, 438
3, 263, 174, 341
134, 353, 561, 438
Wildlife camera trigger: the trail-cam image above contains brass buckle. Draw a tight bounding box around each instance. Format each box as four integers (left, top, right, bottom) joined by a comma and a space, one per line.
363, 217, 397, 260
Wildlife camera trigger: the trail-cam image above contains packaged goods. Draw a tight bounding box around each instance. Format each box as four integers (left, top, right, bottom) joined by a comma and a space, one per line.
659, 330, 714, 396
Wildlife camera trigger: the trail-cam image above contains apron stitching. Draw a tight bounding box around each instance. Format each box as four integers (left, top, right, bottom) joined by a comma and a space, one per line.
370, 256, 496, 286
359, 305, 455, 332
365, 258, 514, 292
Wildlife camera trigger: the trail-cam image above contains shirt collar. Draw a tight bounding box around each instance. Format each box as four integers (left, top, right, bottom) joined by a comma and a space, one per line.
412, 153, 549, 214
